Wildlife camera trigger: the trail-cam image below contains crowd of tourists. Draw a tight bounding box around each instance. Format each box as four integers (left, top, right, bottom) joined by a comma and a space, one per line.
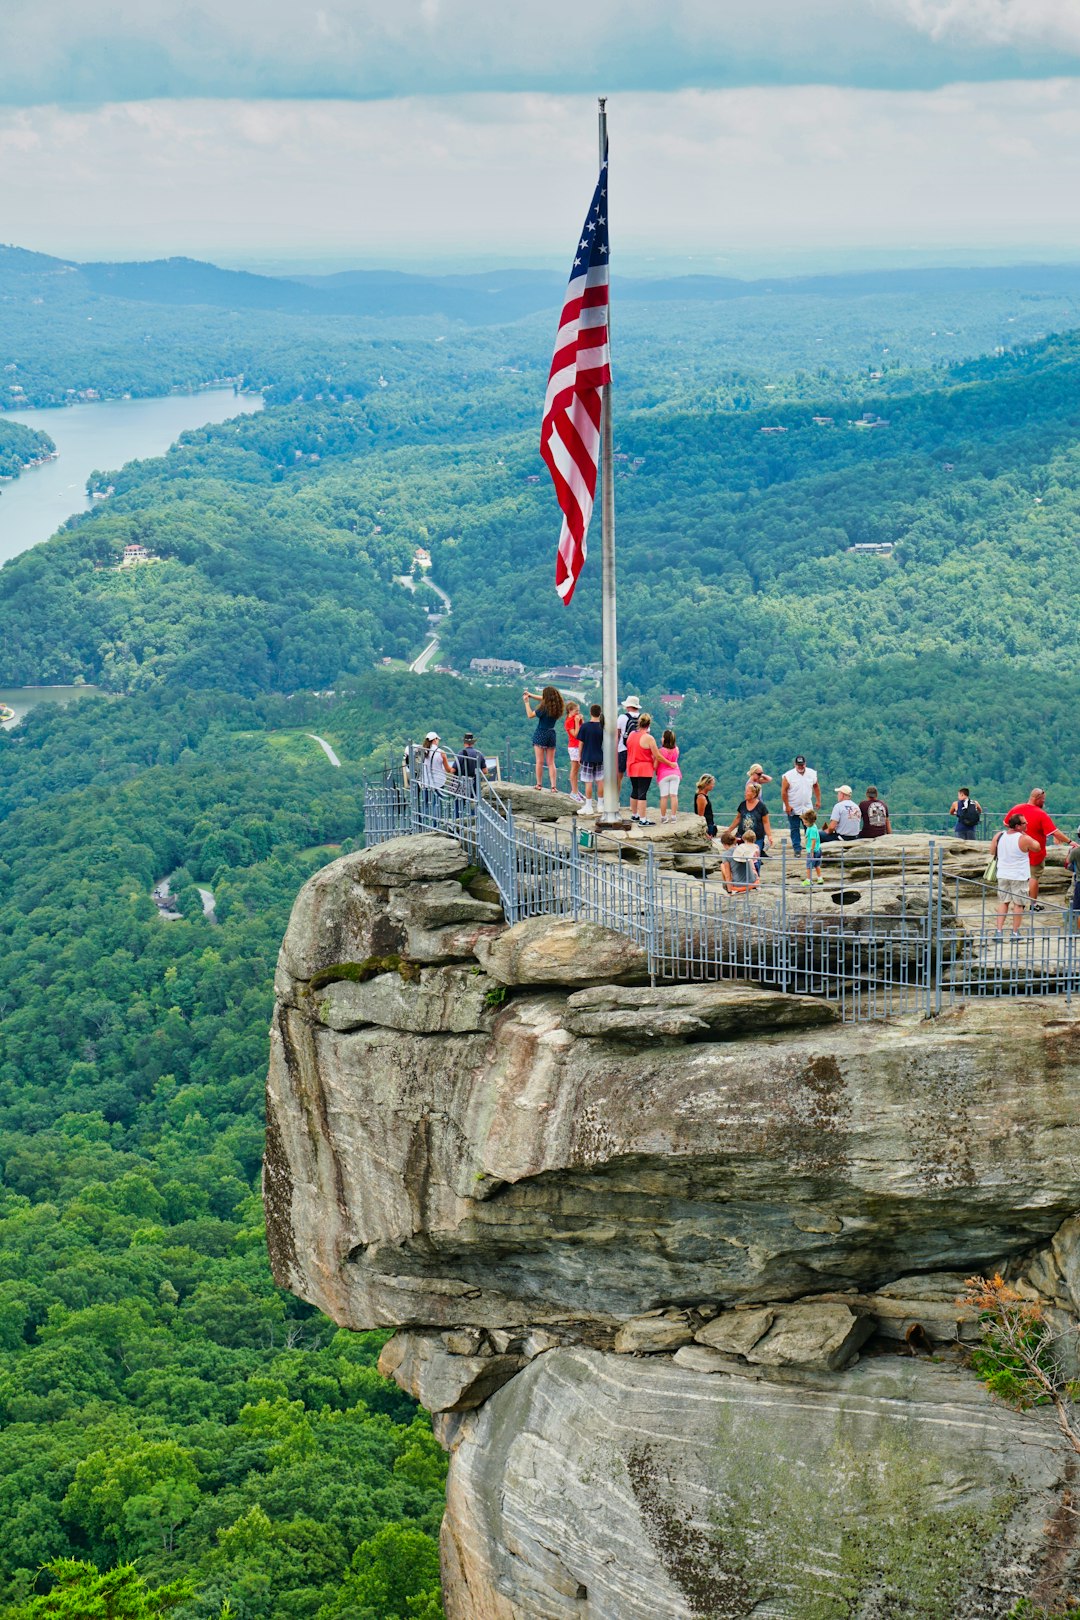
412, 691, 1080, 923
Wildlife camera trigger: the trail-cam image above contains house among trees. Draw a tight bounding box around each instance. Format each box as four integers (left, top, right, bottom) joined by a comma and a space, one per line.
119, 543, 158, 567
846, 542, 895, 555
470, 657, 525, 676
543, 664, 601, 684
413, 547, 432, 569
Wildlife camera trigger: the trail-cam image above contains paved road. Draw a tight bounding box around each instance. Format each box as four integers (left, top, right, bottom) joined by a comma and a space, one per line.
396, 571, 452, 674
409, 637, 441, 675
306, 733, 342, 767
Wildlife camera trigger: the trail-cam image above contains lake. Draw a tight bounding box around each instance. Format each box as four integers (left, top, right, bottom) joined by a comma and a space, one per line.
0, 684, 103, 731
0, 389, 263, 564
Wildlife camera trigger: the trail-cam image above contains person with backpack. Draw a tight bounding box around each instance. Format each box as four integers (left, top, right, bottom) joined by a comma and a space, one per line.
616, 697, 641, 794
950, 787, 982, 841
457, 732, 487, 794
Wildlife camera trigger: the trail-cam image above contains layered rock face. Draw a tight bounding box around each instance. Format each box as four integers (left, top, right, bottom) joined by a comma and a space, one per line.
266, 834, 1080, 1618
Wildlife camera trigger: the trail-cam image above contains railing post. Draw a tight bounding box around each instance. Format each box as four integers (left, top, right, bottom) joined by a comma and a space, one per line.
504, 799, 519, 924
780, 839, 789, 992
925, 839, 936, 1018
932, 848, 939, 1010
571, 814, 581, 921
647, 838, 658, 986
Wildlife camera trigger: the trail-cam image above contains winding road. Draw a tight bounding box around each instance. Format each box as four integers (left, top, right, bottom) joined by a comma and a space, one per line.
396, 572, 452, 674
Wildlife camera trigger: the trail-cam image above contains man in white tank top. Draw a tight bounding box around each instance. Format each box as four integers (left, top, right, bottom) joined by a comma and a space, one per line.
991, 813, 1040, 938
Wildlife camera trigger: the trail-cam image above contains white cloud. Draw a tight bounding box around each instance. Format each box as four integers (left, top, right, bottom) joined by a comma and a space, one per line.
897, 0, 1080, 52
1, 84, 1078, 266
0, 0, 1078, 105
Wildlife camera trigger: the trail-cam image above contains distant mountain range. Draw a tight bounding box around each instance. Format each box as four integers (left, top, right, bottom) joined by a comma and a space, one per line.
4, 243, 1080, 326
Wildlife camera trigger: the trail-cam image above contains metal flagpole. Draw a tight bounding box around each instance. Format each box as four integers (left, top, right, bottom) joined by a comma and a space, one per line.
596, 97, 622, 827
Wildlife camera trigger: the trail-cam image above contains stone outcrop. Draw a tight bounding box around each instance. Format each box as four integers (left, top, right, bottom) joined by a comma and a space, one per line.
266, 833, 1080, 1618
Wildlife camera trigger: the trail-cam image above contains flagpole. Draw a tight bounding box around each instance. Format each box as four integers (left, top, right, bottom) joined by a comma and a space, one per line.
597, 96, 622, 826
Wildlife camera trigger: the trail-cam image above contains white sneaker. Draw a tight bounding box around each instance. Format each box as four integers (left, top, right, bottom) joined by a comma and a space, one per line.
580, 803, 595, 816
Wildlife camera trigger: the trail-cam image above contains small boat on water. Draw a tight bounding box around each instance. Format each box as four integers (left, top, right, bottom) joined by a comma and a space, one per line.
0, 704, 15, 724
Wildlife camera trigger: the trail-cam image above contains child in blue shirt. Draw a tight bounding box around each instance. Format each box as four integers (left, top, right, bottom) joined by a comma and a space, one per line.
802, 811, 823, 886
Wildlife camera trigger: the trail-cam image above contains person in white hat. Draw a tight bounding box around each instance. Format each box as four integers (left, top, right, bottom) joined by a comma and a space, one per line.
616, 696, 641, 793
420, 731, 457, 793
821, 785, 862, 843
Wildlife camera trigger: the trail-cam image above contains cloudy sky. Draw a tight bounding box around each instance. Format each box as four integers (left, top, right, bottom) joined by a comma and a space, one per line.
2, 0, 1079, 269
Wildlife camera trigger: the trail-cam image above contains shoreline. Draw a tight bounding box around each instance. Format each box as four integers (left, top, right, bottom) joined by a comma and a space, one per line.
1, 380, 259, 415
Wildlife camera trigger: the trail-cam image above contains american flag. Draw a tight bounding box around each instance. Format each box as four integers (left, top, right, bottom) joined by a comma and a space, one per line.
540, 150, 611, 604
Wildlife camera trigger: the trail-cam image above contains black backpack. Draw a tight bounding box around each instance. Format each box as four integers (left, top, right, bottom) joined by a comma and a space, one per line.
957, 798, 980, 828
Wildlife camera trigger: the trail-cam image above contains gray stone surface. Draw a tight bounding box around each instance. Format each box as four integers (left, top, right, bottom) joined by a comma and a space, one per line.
388, 880, 503, 931
378, 1331, 526, 1413
475, 916, 649, 987
564, 981, 838, 1041
483, 782, 580, 822
613, 1312, 695, 1355
441, 1348, 1080, 1619
313, 965, 500, 1035
354, 832, 470, 887
267, 986, 1080, 1332
695, 1306, 775, 1357
744, 1300, 873, 1370
265, 840, 1080, 1620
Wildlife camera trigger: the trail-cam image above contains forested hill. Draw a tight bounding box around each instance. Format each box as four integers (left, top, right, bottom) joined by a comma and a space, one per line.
0, 418, 54, 480
3, 319, 1080, 803
5, 240, 1080, 410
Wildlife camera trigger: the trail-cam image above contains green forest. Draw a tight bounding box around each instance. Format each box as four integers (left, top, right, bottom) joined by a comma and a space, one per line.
3, 250, 1080, 1613
0, 421, 54, 482
0, 691, 448, 1619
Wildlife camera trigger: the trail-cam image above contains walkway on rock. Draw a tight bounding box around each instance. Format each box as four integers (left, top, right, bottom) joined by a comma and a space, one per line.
365, 776, 1080, 1021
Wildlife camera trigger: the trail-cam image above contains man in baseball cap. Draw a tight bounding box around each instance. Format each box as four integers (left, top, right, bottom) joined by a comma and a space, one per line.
616, 697, 641, 793
781, 754, 820, 854
821, 784, 862, 843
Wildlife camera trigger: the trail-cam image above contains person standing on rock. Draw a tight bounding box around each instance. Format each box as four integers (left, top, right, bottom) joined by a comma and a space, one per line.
456, 732, 487, 794
564, 701, 584, 802
420, 732, 457, 793
991, 813, 1040, 939
577, 704, 605, 816
1001, 788, 1074, 910
950, 787, 983, 840
524, 686, 564, 791
858, 786, 891, 838
745, 763, 773, 799
695, 774, 718, 839
626, 712, 661, 826
781, 756, 820, 856
724, 782, 772, 863
616, 696, 641, 794
657, 730, 681, 823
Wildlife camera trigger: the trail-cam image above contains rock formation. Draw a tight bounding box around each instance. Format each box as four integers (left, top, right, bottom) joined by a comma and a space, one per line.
266, 833, 1080, 1617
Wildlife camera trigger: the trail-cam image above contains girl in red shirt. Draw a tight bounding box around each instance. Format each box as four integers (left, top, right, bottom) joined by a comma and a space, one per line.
565, 701, 583, 802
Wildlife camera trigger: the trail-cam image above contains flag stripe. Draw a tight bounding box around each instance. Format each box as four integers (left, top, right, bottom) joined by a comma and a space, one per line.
539, 152, 611, 605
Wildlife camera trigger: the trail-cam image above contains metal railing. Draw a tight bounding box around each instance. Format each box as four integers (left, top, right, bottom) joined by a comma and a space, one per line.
364, 770, 1079, 1022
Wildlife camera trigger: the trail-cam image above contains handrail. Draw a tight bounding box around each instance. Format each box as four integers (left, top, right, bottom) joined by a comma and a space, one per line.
363, 771, 1078, 1023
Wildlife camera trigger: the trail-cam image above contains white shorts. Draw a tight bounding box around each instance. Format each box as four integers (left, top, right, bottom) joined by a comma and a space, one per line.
567, 744, 581, 762
657, 775, 680, 794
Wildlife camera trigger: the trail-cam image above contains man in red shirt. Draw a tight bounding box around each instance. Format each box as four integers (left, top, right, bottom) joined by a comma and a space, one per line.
1002, 789, 1074, 909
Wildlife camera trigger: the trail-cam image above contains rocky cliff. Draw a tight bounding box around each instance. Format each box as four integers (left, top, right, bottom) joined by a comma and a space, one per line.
266, 833, 1080, 1618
